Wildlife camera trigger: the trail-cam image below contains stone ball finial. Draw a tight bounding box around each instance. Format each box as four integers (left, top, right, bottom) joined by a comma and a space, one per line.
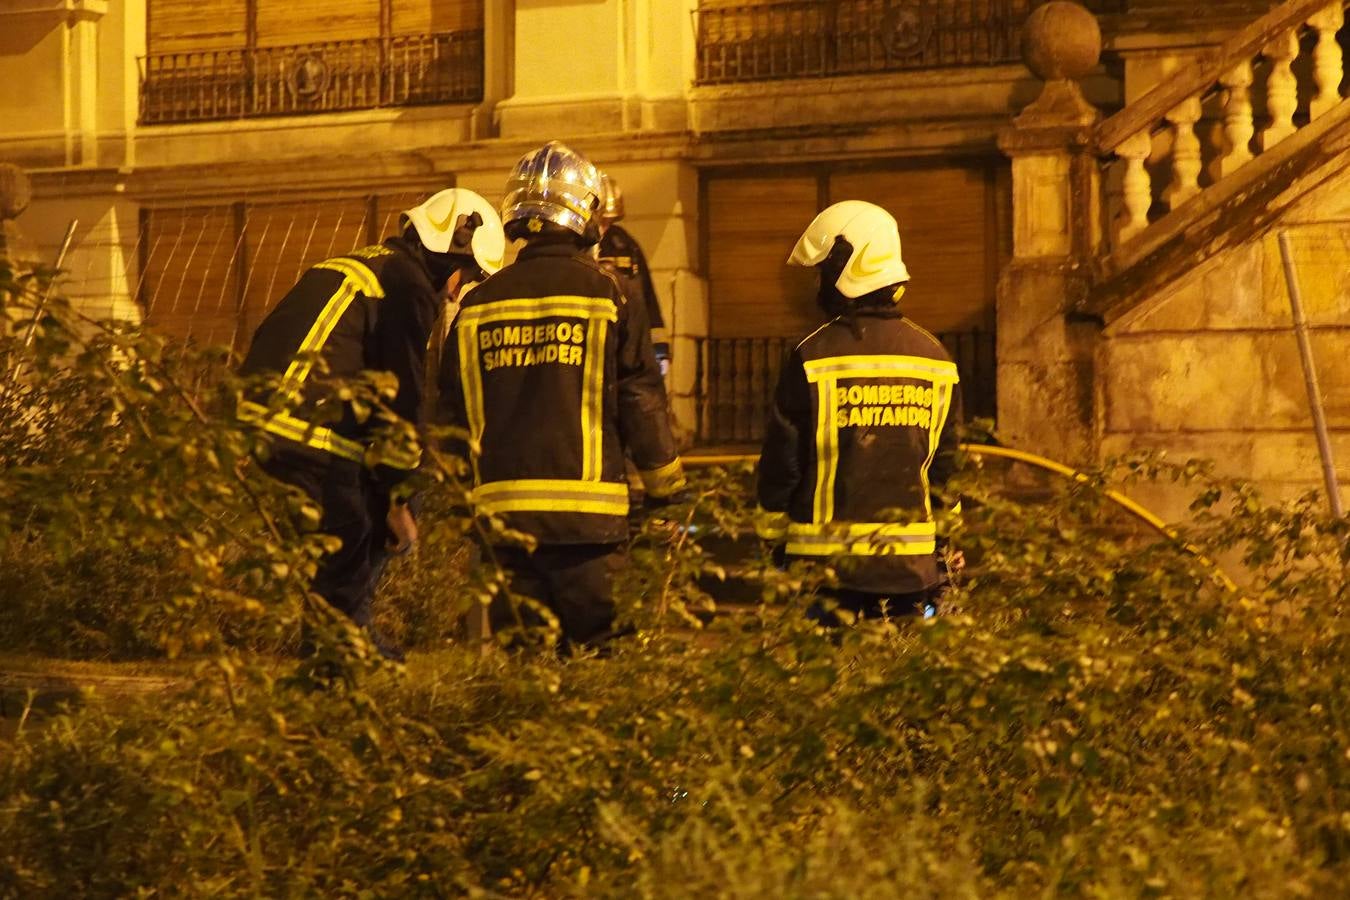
0, 164, 32, 221
1021, 1, 1102, 82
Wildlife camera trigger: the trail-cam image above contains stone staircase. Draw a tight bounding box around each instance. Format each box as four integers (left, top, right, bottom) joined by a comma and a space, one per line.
993, 0, 1350, 485
1083, 0, 1350, 321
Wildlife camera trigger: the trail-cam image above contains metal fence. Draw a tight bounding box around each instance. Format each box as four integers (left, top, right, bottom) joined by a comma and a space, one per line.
140, 30, 485, 124
694, 0, 1126, 84
692, 329, 996, 445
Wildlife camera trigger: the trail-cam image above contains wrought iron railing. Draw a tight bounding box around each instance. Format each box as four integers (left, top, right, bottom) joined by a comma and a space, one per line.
140, 30, 484, 124
692, 329, 996, 445
693, 0, 1126, 84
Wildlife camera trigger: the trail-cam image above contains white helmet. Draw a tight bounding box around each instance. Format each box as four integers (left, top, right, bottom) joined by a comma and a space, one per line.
403, 188, 506, 276
788, 200, 910, 299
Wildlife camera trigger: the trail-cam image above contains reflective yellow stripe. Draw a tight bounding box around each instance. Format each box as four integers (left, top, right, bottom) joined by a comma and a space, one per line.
456, 296, 618, 326
786, 520, 937, 557
313, 258, 385, 299
754, 507, 789, 540
457, 319, 487, 481
813, 376, 839, 524
789, 521, 937, 539
278, 258, 384, 403
581, 317, 607, 481
639, 457, 687, 497
919, 380, 956, 517
476, 479, 629, 498
473, 479, 630, 516
802, 354, 959, 383
279, 280, 358, 401
238, 400, 365, 463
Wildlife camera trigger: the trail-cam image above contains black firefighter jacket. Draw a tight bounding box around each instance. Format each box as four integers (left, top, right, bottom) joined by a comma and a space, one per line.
756, 297, 963, 594
597, 224, 664, 330
439, 239, 685, 546
238, 237, 437, 483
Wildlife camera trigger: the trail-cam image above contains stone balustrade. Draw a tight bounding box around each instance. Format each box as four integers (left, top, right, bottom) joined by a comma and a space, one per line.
1097, 0, 1349, 248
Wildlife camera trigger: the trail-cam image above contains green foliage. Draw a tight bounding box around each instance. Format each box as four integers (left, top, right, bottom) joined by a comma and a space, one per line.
0, 542, 179, 659
2, 258, 1349, 896
1, 260, 317, 661
373, 484, 476, 649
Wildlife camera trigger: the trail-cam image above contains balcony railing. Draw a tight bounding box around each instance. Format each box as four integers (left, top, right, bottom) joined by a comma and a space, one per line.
693, 0, 1126, 85
140, 30, 484, 125
692, 330, 996, 445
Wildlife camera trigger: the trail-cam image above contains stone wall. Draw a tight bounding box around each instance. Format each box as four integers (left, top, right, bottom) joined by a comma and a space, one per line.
1098, 171, 1350, 518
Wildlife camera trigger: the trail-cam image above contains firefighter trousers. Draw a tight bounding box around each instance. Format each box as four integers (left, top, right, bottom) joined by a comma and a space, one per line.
261, 448, 391, 628
488, 543, 625, 651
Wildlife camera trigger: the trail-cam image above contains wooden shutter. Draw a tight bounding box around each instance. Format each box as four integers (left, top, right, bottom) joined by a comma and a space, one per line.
147, 0, 247, 54
705, 175, 820, 339
827, 163, 999, 334
141, 205, 243, 348
256, 0, 380, 46
240, 198, 372, 337
391, 0, 484, 35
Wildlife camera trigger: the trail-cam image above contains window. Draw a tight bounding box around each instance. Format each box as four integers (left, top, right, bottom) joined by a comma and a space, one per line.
141, 0, 486, 123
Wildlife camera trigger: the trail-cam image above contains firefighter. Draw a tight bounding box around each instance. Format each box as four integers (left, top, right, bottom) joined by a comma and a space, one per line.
438, 141, 685, 651
755, 200, 963, 623
239, 188, 506, 657
594, 172, 670, 373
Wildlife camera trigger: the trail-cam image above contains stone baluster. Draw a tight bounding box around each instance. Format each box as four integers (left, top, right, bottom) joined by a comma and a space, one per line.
1163, 96, 1202, 210
1259, 30, 1301, 150
1116, 130, 1153, 243
1309, 3, 1345, 120
1219, 61, 1255, 176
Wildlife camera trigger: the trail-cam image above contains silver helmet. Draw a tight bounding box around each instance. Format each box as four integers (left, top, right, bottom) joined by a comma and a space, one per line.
598, 172, 625, 223
501, 141, 603, 237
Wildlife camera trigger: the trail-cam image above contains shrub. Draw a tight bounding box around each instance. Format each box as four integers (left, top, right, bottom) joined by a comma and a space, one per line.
2, 256, 1348, 896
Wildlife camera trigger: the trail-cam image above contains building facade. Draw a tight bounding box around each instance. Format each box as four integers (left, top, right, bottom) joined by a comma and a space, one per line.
2, 0, 1346, 511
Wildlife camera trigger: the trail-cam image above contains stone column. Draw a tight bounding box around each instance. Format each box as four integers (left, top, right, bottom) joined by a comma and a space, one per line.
496, 0, 693, 139
995, 1, 1103, 464
472, 0, 514, 140
65, 0, 107, 166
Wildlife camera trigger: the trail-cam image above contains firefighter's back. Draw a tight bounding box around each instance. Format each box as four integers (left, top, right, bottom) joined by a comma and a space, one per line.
439, 141, 684, 651
237, 246, 408, 463
796, 312, 959, 525
764, 308, 961, 596
451, 242, 633, 545
757, 198, 964, 599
